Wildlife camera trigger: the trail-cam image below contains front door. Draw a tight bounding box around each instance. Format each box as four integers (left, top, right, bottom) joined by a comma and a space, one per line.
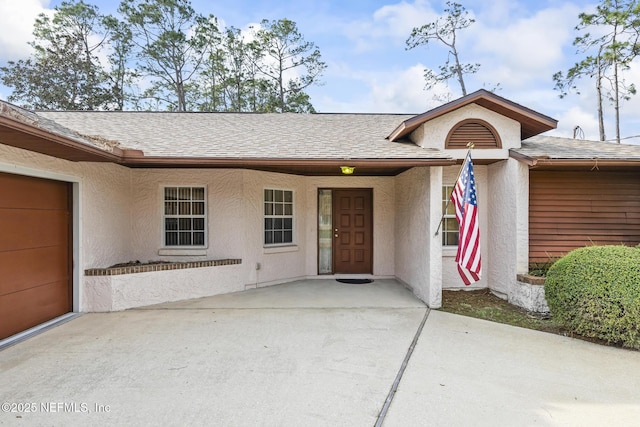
332, 189, 373, 274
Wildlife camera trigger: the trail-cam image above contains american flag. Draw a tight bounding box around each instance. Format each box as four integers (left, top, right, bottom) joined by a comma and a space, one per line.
450, 152, 481, 285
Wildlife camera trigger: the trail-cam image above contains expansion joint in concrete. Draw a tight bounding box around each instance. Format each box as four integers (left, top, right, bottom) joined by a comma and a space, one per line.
374, 308, 430, 426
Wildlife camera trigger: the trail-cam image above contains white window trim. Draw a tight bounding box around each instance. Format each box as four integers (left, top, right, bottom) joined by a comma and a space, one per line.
263, 188, 295, 247
442, 184, 459, 248
161, 185, 208, 249
263, 245, 299, 254
158, 248, 208, 256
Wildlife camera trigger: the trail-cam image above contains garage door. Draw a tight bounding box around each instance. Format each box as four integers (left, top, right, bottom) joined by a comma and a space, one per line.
0, 172, 72, 340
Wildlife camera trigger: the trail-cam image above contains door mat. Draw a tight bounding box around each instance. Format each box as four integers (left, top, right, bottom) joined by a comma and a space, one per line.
335, 279, 373, 284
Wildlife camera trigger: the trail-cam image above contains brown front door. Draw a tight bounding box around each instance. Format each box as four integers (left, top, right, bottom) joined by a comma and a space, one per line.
0, 172, 72, 340
332, 189, 373, 274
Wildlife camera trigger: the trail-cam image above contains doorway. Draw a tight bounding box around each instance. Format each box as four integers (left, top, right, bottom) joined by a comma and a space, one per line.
318, 188, 373, 275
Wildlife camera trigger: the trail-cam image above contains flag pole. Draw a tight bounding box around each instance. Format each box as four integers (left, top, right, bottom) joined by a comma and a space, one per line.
434, 142, 474, 237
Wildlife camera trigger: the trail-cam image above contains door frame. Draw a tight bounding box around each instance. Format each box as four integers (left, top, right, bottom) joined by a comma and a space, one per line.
317, 188, 373, 275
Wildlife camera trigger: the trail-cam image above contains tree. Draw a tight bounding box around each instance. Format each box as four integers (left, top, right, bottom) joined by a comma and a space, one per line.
119, 0, 215, 111
188, 24, 273, 113
221, 27, 262, 112
406, 1, 479, 96
103, 15, 137, 110
554, 45, 608, 141
554, 0, 640, 143
250, 19, 326, 112
0, 0, 117, 110
187, 17, 225, 111
0, 0, 325, 113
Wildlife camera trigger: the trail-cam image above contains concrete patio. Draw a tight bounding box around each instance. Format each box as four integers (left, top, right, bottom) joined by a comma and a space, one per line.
1, 279, 639, 426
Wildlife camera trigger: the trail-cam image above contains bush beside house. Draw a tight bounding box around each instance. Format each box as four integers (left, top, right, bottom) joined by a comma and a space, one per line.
545, 245, 640, 349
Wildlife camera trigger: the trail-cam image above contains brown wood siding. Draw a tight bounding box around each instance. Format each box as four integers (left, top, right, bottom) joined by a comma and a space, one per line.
529, 170, 640, 263
0, 172, 72, 340
446, 119, 502, 149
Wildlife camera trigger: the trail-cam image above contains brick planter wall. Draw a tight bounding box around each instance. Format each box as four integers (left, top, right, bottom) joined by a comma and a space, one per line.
82, 259, 243, 312
85, 259, 241, 276
509, 274, 550, 314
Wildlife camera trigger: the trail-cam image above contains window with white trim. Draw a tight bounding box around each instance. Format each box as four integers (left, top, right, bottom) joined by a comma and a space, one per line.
442, 185, 459, 246
264, 189, 293, 245
163, 186, 206, 247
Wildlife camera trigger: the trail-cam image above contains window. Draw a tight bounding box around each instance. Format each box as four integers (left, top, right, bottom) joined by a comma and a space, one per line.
264, 189, 293, 245
318, 189, 332, 274
442, 185, 459, 246
163, 186, 206, 247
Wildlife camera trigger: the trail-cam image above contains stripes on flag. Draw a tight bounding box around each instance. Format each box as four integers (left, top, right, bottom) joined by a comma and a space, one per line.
450, 152, 481, 285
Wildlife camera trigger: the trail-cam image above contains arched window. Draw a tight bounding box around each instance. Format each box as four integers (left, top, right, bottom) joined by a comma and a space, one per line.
445, 119, 502, 149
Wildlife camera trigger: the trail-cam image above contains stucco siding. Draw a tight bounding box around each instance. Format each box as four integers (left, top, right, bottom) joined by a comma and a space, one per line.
394, 167, 431, 301
125, 171, 403, 286
487, 159, 529, 296
81, 164, 133, 268
130, 169, 246, 262
82, 264, 244, 311
515, 161, 529, 272
0, 143, 435, 309
411, 104, 522, 158
245, 170, 308, 285
427, 167, 443, 307
0, 144, 133, 269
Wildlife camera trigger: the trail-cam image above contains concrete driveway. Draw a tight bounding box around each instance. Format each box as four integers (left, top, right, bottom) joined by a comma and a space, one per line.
1, 279, 639, 426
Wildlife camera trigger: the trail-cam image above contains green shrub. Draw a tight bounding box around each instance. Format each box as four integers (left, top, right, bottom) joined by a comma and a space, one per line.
545, 245, 640, 349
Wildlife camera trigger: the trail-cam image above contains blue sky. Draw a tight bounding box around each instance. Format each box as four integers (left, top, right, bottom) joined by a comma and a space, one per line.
1, 0, 639, 143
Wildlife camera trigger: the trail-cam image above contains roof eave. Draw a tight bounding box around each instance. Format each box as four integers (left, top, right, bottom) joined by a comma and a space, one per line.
1, 111, 456, 175
388, 89, 558, 142
0, 115, 122, 162
509, 151, 640, 168
120, 156, 457, 175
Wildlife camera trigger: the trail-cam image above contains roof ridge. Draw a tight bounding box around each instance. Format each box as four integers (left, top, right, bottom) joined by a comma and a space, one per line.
38, 110, 417, 116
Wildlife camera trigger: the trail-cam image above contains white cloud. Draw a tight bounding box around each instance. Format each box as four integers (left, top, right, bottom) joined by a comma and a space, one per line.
470, 3, 582, 90
314, 63, 447, 113
372, 0, 437, 39
342, 0, 438, 52
0, 0, 52, 61
472, 0, 522, 24
551, 105, 600, 139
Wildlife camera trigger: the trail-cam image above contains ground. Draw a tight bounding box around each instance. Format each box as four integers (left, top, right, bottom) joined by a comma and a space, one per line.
439, 289, 562, 334
439, 289, 630, 348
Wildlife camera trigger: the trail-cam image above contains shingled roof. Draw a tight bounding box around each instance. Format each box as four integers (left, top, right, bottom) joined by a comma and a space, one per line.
36, 111, 457, 175
38, 111, 445, 159
4, 96, 640, 175
511, 135, 640, 167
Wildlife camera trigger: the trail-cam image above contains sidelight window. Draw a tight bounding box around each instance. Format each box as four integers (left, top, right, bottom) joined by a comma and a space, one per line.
442, 185, 459, 246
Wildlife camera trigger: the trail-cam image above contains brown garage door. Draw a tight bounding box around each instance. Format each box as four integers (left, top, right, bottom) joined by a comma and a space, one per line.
0, 172, 72, 340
